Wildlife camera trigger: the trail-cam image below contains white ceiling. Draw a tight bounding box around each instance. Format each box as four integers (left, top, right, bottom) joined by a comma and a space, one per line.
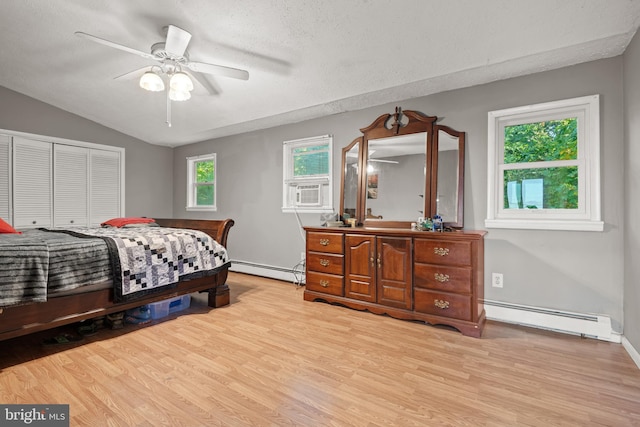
1, 0, 639, 147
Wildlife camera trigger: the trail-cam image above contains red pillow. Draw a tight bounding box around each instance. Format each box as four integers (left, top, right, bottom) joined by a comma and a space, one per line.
0, 218, 21, 234
101, 217, 156, 228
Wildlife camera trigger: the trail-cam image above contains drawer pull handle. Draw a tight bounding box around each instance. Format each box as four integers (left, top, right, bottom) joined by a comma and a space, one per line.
319, 239, 330, 246
434, 299, 450, 309
319, 280, 330, 288
433, 247, 449, 256
434, 273, 450, 282
319, 259, 330, 267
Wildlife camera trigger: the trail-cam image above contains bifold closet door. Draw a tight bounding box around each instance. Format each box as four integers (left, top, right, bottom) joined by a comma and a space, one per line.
13, 137, 52, 228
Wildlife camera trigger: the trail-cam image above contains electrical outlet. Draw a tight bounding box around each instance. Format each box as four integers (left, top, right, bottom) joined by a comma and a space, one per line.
492, 273, 503, 288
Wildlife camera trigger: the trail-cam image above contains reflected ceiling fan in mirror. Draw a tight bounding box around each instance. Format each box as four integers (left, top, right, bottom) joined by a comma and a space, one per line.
75, 25, 249, 126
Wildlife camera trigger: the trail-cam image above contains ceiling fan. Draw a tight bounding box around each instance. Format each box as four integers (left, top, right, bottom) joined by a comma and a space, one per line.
75, 24, 249, 126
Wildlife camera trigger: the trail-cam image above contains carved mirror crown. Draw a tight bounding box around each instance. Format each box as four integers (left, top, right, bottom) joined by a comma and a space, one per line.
340, 107, 465, 229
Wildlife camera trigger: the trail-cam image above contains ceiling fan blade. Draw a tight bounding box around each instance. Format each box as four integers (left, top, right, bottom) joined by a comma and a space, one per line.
75, 31, 157, 61
114, 66, 152, 81
186, 61, 249, 80
164, 25, 191, 57
187, 71, 221, 96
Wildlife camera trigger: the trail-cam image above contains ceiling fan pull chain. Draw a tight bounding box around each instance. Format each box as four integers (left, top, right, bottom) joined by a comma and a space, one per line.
166, 89, 172, 127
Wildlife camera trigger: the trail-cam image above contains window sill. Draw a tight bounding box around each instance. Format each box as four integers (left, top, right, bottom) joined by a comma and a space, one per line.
186, 206, 217, 212
485, 218, 604, 232
282, 207, 334, 214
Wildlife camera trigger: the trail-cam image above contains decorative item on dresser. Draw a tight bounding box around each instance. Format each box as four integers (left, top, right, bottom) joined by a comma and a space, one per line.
304, 107, 486, 337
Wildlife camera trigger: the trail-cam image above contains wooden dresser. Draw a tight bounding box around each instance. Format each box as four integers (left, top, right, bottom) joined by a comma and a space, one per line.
304, 226, 486, 337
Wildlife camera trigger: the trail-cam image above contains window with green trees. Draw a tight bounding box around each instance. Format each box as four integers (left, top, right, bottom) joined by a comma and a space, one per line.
187, 153, 216, 210
282, 135, 333, 212
503, 118, 578, 210
486, 95, 603, 231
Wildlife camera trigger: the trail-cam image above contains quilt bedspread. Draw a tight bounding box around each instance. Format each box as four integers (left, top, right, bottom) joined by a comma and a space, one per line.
57, 226, 230, 302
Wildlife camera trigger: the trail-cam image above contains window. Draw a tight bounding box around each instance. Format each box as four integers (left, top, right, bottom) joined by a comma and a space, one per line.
282, 135, 333, 212
486, 95, 602, 231
187, 153, 216, 211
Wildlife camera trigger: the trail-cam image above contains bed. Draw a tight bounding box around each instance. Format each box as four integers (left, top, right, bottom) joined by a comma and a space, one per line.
0, 218, 234, 342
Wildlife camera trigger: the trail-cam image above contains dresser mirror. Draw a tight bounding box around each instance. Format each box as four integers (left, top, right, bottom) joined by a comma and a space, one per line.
434, 126, 465, 228
339, 137, 362, 220
339, 107, 465, 228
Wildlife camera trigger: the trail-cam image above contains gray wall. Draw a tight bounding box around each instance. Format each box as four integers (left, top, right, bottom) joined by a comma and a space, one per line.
0, 87, 174, 218
174, 57, 626, 333
624, 31, 640, 350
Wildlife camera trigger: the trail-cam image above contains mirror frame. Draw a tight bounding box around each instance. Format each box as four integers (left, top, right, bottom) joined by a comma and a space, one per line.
340, 107, 465, 229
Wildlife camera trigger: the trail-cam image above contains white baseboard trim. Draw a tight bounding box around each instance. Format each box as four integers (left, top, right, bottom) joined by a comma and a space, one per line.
229, 259, 305, 285
622, 337, 640, 369
484, 299, 620, 343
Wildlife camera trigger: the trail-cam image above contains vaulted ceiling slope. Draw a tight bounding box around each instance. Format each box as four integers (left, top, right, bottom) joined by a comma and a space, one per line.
1, 0, 639, 147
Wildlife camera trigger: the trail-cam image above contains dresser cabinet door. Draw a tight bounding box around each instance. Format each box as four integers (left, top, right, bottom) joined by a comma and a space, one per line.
345, 234, 376, 302
376, 236, 412, 309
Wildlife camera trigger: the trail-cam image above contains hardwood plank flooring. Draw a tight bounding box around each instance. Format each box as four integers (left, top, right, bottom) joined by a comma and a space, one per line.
1, 272, 639, 426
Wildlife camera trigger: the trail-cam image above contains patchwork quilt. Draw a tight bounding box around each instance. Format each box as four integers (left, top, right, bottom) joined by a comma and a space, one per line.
56, 226, 230, 302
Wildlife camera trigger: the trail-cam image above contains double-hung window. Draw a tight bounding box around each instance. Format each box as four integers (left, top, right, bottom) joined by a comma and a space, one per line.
282, 135, 333, 213
186, 153, 216, 211
486, 95, 602, 231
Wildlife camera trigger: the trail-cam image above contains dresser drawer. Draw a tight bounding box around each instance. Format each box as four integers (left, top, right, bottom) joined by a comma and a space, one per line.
414, 289, 471, 321
307, 232, 344, 254
307, 252, 344, 275
414, 239, 471, 266
414, 263, 472, 294
306, 271, 344, 296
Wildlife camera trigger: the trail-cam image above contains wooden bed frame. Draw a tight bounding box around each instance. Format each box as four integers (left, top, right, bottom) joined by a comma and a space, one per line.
0, 218, 235, 342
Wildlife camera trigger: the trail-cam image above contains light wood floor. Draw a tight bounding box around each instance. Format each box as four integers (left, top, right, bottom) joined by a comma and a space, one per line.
1, 272, 639, 426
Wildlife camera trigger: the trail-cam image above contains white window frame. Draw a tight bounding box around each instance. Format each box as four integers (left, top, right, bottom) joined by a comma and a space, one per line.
486, 94, 603, 231
186, 153, 217, 211
282, 135, 333, 213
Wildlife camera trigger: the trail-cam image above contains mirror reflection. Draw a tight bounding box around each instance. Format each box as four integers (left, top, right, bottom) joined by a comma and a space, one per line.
364, 132, 426, 222
436, 130, 460, 223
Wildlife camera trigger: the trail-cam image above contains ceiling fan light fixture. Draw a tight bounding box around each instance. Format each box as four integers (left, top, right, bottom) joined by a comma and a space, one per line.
139, 70, 165, 91
169, 72, 194, 92
169, 88, 191, 101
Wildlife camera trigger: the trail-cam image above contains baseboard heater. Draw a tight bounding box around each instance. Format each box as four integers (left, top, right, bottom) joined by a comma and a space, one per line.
483, 299, 618, 343
229, 259, 304, 284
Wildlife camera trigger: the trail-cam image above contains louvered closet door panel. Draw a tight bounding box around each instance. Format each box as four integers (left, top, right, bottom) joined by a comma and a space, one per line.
0, 135, 11, 222
13, 137, 52, 228
90, 150, 121, 226
54, 144, 88, 227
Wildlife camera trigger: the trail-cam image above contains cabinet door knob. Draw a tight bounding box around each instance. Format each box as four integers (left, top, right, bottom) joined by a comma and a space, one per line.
32, 220, 37, 225
433, 247, 449, 256
319, 280, 329, 288
319, 259, 330, 267
434, 299, 450, 309
434, 273, 450, 282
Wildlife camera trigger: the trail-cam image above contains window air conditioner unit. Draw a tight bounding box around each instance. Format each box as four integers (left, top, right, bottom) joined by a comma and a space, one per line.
295, 184, 322, 206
